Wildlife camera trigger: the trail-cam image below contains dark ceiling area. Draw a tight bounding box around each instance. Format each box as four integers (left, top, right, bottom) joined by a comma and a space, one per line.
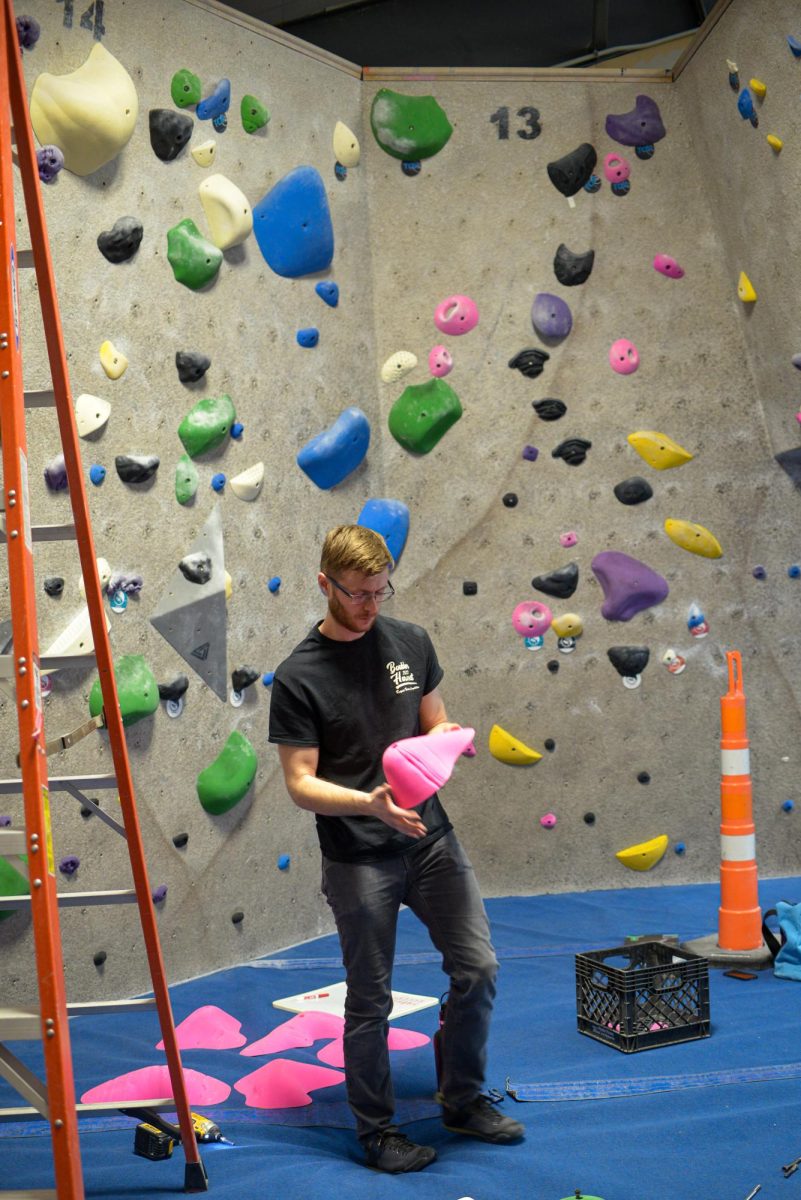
224, 0, 716, 68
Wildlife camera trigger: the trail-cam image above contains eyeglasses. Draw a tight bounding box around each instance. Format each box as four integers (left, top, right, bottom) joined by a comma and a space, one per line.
325, 575, 395, 605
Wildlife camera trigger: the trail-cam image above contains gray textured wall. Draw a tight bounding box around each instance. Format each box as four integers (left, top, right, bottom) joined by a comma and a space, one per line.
0, 0, 798, 1007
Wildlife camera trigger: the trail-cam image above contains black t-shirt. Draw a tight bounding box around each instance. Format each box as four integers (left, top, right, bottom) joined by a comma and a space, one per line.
268, 614, 452, 862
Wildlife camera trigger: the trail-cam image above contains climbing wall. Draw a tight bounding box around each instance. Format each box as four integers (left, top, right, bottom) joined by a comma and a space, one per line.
0, 0, 799, 1006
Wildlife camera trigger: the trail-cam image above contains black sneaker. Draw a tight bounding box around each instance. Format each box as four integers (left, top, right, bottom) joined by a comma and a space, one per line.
442, 1095, 525, 1143
363, 1128, 437, 1173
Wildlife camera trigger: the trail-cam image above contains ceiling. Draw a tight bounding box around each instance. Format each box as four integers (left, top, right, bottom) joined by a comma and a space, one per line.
221, 0, 716, 69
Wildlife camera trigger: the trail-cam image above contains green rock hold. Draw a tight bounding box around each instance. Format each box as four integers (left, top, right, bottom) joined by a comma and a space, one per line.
0, 856, 29, 921
166, 219, 223, 290
197, 730, 257, 814
370, 88, 453, 161
175, 453, 199, 504
171, 68, 202, 109
388, 378, 462, 454
178, 394, 236, 458
89, 655, 159, 728
241, 94, 269, 133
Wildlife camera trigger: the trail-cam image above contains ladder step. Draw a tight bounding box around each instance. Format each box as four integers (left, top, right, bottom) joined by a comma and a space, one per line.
0, 517, 76, 543
0, 829, 25, 855
0, 1098, 174, 1121
0, 998, 158, 1041
0, 1190, 56, 1198
0, 773, 118, 795
0, 652, 97, 678
0, 889, 137, 910
16, 249, 34, 269
23, 389, 55, 408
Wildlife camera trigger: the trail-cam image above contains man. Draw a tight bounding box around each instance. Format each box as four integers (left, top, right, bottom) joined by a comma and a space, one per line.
269, 525, 524, 1173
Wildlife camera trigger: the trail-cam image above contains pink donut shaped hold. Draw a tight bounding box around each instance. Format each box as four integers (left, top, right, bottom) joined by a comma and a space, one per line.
609, 338, 639, 375
429, 345, 453, 377
560, 530, 578, 548
512, 600, 553, 639
540, 813, 557, 829
433, 294, 479, 337
653, 253, 685, 279
603, 151, 631, 183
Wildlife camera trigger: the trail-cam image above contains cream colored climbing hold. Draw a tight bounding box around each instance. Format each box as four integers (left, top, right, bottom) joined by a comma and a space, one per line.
380, 351, 417, 383
737, 271, 757, 303
75, 392, 110, 437
230, 461, 264, 501
191, 139, 217, 168
225, 571, 233, 601
333, 120, 360, 167
488, 724, 542, 766
99, 340, 128, 380
79, 557, 111, 599
42, 605, 110, 667
30, 44, 138, 177
615, 834, 668, 872
198, 173, 253, 250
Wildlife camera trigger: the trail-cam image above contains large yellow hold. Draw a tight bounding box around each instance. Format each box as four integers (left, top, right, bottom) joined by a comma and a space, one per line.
664, 518, 723, 559
488, 725, 542, 765
30, 43, 138, 176
627, 431, 693, 471
616, 834, 668, 871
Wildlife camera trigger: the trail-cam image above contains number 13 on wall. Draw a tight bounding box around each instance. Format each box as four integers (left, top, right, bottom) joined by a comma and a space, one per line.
490, 106, 542, 140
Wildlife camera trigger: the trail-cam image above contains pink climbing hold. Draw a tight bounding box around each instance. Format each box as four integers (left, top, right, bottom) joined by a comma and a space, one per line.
81, 1065, 230, 1105
234, 1059, 345, 1109
512, 600, 553, 639
242, 1011, 344, 1056
383, 726, 476, 809
429, 344, 453, 376
653, 253, 685, 279
318, 1026, 430, 1068
610, 338, 639, 375
433, 294, 479, 336
156, 1004, 246, 1051
540, 812, 557, 828
603, 152, 630, 183
560, 531, 578, 548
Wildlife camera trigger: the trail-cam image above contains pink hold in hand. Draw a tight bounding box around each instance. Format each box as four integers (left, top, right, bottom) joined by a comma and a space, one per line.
429, 344, 454, 376
433, 294, 479, 336
653, 253, 685, 279
610, 338, 639, 375
383, 726, 477, 809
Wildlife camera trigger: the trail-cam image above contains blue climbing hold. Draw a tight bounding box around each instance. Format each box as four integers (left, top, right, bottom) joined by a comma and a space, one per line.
89, 464, 106, 486
197, 78, 231, 121
253, 166, 334, 279
296, 327, 319, 348
788, 564, 801, 579
611, 180, 631, 197
674, 842, 686, 855
315, 280, 339, 307
277, 853, 291, 870
788, 34, 801, 57
357, 498, 410, 565
231, 422, 244, 439
211, 473, 226, 492
782, 799, 795, 812
268, 576, 281, 593
262, 671, 275, 686
297, 406, 370, 490
737, 88, 756, 121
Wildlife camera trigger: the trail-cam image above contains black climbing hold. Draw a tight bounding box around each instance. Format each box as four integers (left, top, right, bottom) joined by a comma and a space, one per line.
613, 476, 654, 505
179, 552, 212, 585
173, 831, 189, 848
115, 454, 160, 484
16, 15, 40, 50
232, 665, 260, 692
80, 802, 99, 818
508, 348, 549, 379
547, 142, 597, 197
463, 581, 478, 595
553, 243, 595, 287
97, 216, 144, 264
637, 771, 651, 784
547, 660, 559, 674
531, 562, 579, 600
93, 950, 107, 967
775, 446, 801, 489
607, 646, 650, 677
552, 438, 591, 467
502, 493, 518, 508
176, 350, 211, 384
158, 675, 189, 702
544, 738, 556, 752
533, 398, 566, 422
583, 812, 596, 825
232, 910, 245, 925
149, 108, 194, 161
43, 576, 65, 598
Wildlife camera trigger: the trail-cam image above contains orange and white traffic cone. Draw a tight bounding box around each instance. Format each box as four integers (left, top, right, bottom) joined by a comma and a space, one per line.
683, 651, 771, 967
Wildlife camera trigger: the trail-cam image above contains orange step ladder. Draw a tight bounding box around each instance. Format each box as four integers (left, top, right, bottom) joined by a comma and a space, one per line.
0, 1, 207, 1194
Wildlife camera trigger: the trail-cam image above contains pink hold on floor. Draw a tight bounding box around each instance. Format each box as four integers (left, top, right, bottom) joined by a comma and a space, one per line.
241, 1010, 345, 1056
317, 1026, 430, 1068
156, 1004, 247, 1051
80, 1065, 231, 1105
234, 1058, 345, 1108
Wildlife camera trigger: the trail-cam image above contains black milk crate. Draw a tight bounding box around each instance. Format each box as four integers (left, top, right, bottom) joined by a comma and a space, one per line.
576, 940, 710, 1053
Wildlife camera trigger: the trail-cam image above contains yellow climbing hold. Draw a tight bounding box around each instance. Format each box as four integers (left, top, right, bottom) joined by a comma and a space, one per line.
737, 271, 757, 302
664, 519, 723, 559
191, 139, 217, 168
99, 340, 128, 379
225, 571, 233, 601
333, 120, 360, 167
627, 431, 693, 471
767, 134, 783, 152
616, 834, 668, 872
488, 724, 542, 766
749, 78, 766, 99
551, 613, 583, 639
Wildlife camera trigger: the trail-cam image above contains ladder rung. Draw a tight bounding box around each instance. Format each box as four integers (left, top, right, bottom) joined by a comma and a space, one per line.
0, 998, 158, 1042
0, 889, 137, 909
16, 249, 34, 269
0, 519, 76, 543
23, 389, 55, 408
0, 653, 97, 678
0, 829, 25, 855
0, 773, 118, 795
67, 997, 158, 1018
0, 1098, 174, 1121
0, 1190, 56, 1198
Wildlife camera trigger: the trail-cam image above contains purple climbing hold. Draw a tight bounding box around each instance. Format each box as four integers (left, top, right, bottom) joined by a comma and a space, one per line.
37, 145, 64, 183
15, 14, 40, 50
44, 454, 68, 491
59, 855, 80, 876
522, 445, 539, 462
152, 884, 168, 903
531, 293, 572, 340
0, 815, 10, 827
107, 572, 143, 595
592, 551, 669, 622
605, 95, 666, 148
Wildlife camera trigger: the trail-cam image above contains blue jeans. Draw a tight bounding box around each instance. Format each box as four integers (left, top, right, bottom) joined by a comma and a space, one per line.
321, 829, 499, 1144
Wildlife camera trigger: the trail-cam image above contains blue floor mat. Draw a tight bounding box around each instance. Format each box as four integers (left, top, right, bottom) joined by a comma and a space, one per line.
1, 877, 798, 1200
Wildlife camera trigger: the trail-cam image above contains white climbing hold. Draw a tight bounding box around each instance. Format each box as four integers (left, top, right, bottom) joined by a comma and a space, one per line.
74, 392, 111, 437
333, 120, 360, 167
380, 350, 417, 383
229, 461, 265, 501
191, 139, 216, 168
78, 557, 111, 599
198, 173, 253, 250
42, 604, 110, 666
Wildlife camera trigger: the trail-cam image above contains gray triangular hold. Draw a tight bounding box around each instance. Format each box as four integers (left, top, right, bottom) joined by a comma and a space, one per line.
775, 447, 801, 490
149, 505, 228, 700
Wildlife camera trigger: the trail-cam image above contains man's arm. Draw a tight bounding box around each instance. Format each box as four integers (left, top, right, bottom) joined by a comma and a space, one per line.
418, 686, 461, 736
276, 743, 428, 838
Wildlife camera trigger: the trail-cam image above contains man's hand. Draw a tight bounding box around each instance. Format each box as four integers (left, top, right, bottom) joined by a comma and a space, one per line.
366, 783, 428, 838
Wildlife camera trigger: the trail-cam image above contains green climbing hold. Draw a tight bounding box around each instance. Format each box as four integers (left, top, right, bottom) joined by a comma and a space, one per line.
388, 378, 462, 454
166, 218, 223, 290
175, 453, 199, 504
178, 394, 236, 458
0, 856, 29, 921
197, 730, 257, 814
171, 68, 202, 109
241, 94, 269, 133
89, 655, 159, 728
370, 89, 453, 161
